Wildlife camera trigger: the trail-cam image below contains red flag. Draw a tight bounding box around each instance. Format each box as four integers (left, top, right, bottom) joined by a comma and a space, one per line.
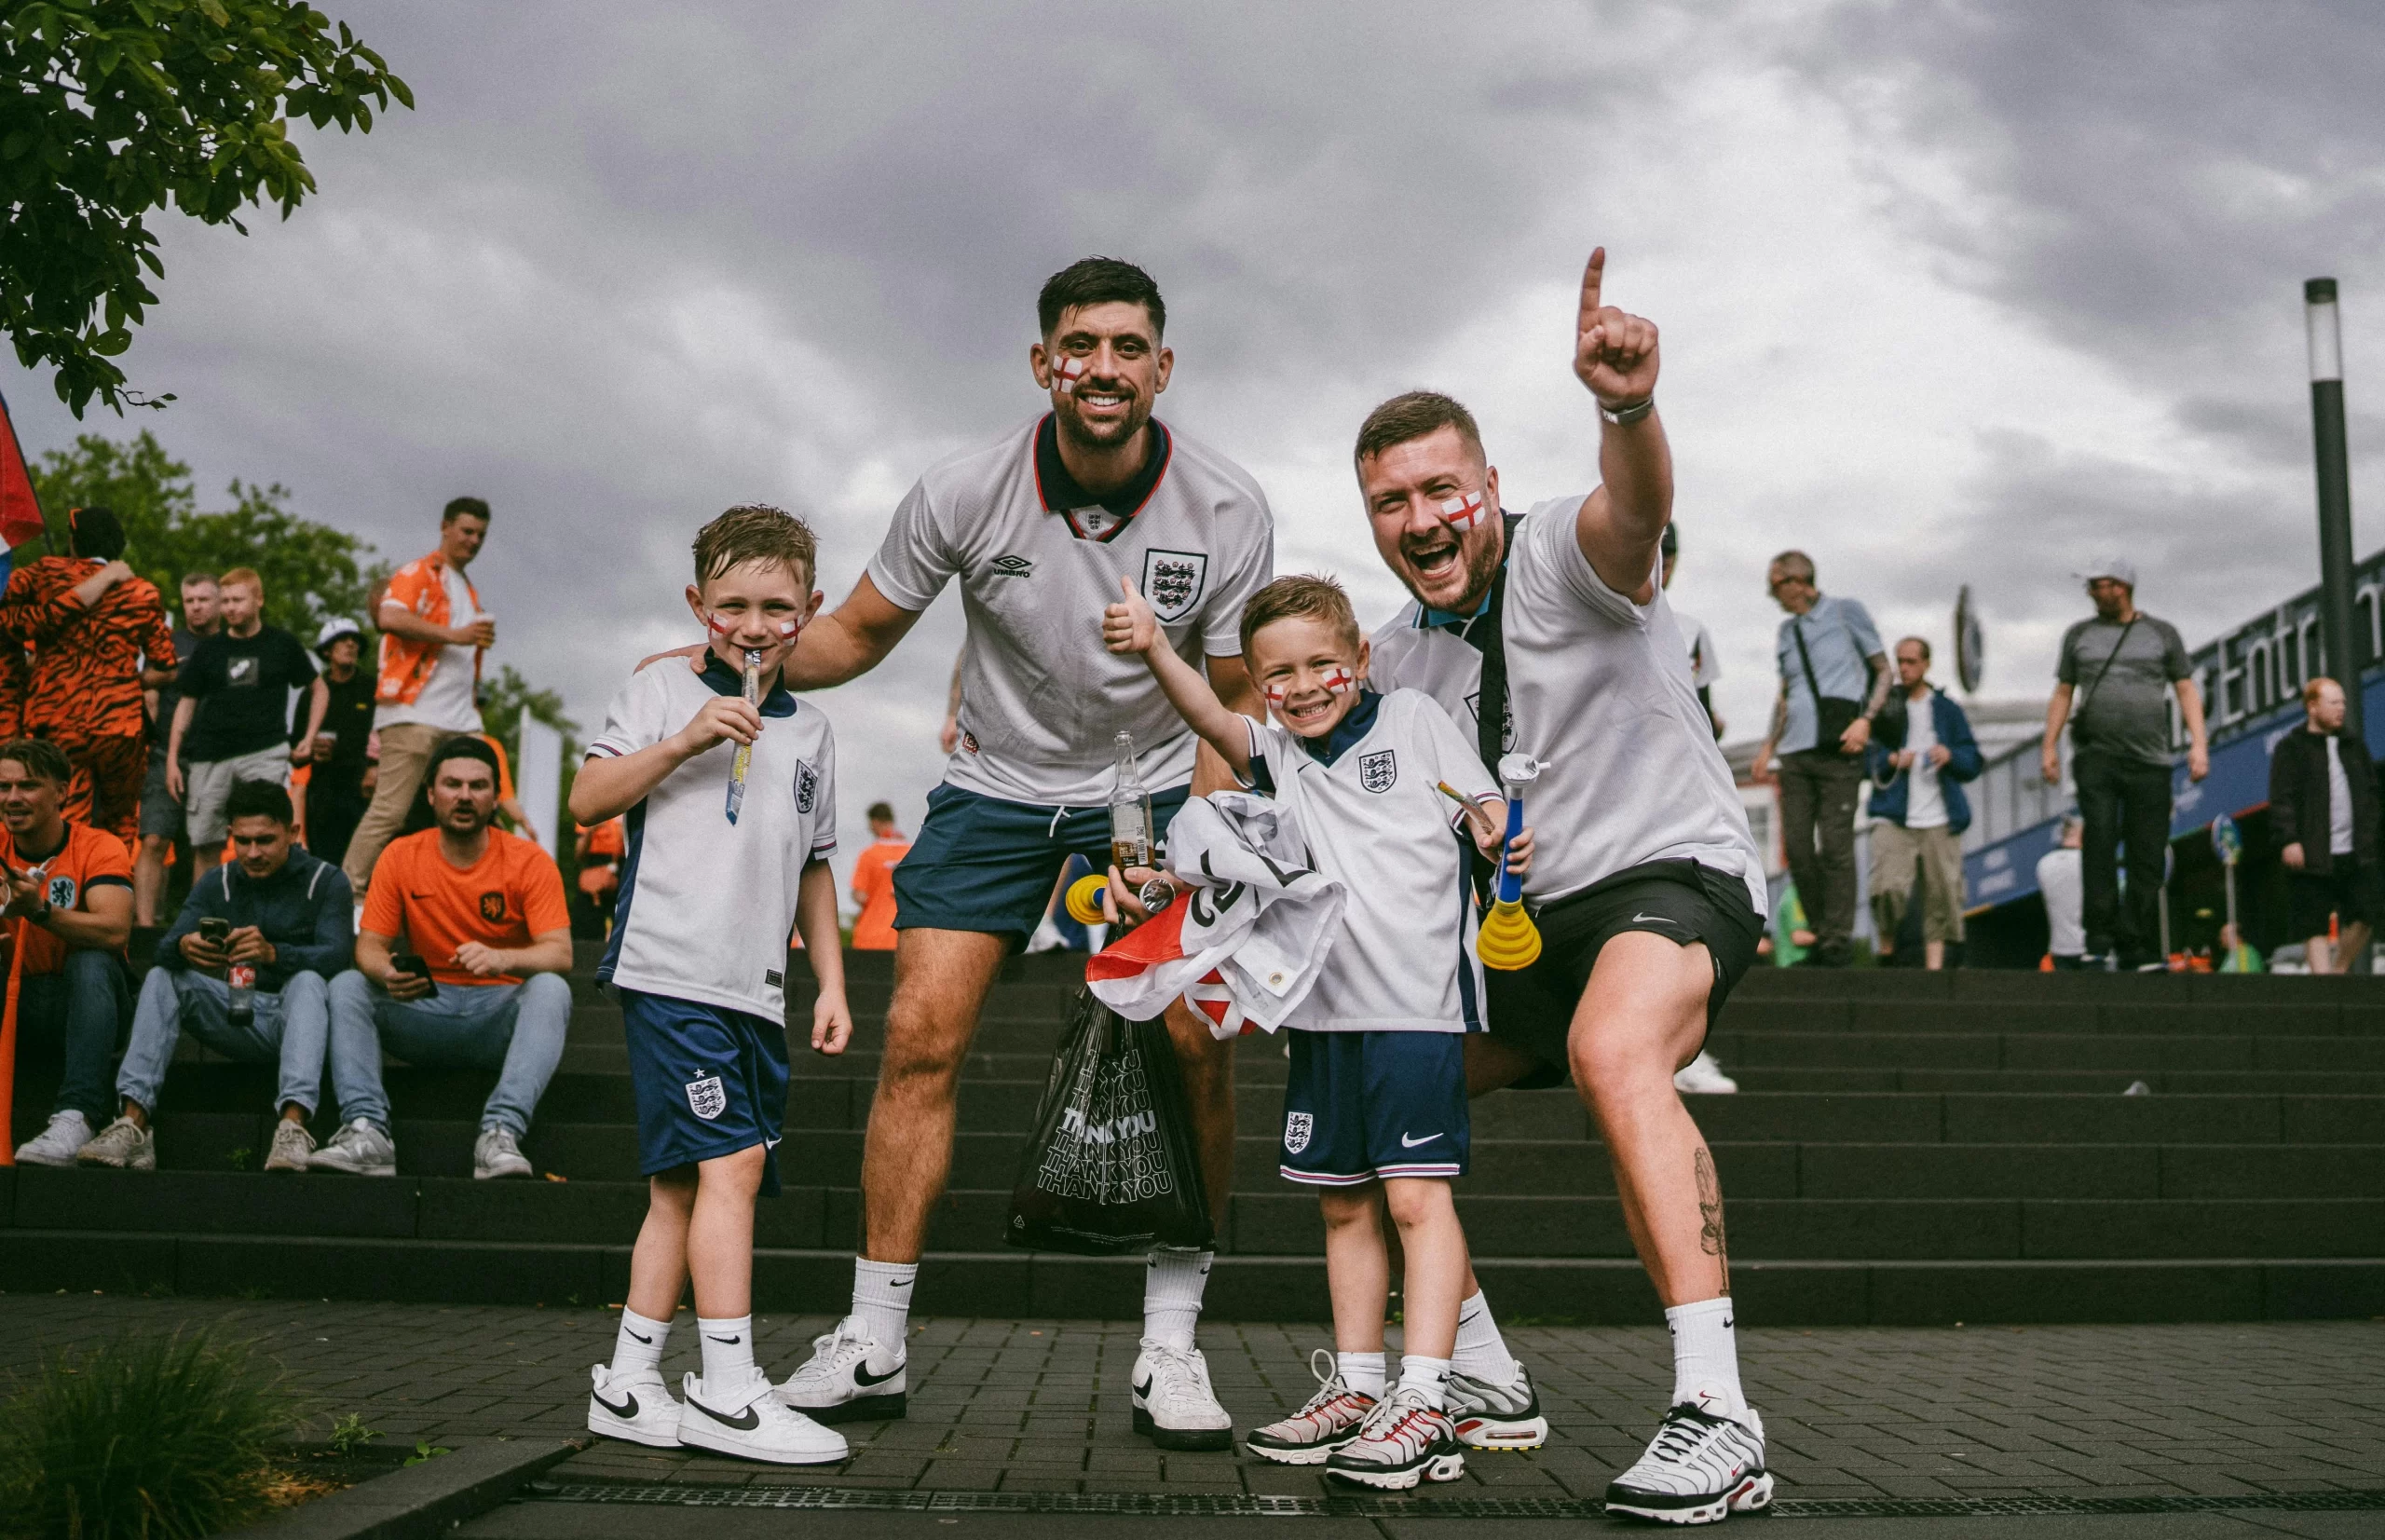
0, 390, 48, 552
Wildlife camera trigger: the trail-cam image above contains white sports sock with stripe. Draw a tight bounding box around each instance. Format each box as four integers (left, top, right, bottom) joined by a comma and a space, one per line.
1666, 1296, 1746, 1420
607, 1306, 670, 1378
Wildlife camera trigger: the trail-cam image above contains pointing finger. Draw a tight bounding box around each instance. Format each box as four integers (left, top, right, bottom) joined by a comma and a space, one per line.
1577, 247, 1607, 337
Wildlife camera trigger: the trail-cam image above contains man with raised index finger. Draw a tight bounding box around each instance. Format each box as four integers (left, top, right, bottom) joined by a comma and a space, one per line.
768, 258, 1273, 1451
1360, 250, 1775, 1526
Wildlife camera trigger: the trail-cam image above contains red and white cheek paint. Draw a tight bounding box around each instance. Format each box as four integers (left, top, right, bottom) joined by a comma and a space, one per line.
1438, 491, 1487, 533
1321, 666, 1356, 695
1053, 355, 1088, 394
1262, 682, 1289, 710
706, 612, 802, 641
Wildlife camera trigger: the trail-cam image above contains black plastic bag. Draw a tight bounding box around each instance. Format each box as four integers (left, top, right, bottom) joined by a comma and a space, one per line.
1006, 986, 1215, 1255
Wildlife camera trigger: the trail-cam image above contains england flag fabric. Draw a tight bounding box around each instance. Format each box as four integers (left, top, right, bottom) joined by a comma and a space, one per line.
1084, 791, 1345, 1036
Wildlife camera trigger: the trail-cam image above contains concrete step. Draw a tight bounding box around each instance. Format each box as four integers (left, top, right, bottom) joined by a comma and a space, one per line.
6, 1227, 2377, 1324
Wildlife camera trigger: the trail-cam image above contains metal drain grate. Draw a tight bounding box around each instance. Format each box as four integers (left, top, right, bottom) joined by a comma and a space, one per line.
525, 1481, 2385, 1520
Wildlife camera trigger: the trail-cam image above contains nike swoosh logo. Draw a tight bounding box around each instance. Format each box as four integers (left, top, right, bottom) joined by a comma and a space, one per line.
707, 1334, 742, 1344
1631, 913, 1680, 925
690, 1397, 761, 1430
891, 1278, 912, 1289
1133, 1377, 1152, 1398
1400, 1132, 1440, 1148
626, 1329, 652, 1344
593, 1388, 639, 1419
854, 1361, 902, 1387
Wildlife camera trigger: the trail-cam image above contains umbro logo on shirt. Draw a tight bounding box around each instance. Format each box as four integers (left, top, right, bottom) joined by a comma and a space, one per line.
990, 554, 1034, 578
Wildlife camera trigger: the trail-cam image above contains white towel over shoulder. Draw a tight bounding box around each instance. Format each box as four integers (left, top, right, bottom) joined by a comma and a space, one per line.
1083, 791, 1345, 1036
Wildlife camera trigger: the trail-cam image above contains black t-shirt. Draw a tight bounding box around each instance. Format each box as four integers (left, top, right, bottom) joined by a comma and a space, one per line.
181, 627, 317, 762
293, 667, 376, 786
152, 624, 210, 734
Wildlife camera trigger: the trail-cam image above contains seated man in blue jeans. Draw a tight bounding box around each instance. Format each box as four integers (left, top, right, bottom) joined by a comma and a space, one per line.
313, 735, 572, 1180
79, 779, 354, 1172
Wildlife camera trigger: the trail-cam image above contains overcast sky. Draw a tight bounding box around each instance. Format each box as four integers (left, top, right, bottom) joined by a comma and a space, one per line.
8, 0, 2383, 874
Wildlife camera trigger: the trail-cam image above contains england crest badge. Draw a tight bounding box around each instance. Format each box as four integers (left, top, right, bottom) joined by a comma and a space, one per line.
1358, 750, 1397, 793
686, 1074, 728, 1121
1140, 549, 1209, 624
1283, 1111, 1314, 1155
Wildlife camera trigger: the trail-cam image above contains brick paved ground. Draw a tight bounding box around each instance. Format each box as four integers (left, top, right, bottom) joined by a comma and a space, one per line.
6, 1293, 2381, 1506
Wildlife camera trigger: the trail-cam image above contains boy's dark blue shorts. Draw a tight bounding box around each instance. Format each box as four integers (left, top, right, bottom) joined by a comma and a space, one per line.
620, 988, 788, 1197
1279, 1029, 1470, 1185
893, 782, 1191, 942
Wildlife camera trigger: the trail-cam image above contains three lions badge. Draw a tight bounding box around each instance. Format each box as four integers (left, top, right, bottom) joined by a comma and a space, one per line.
1358, 750, 1397, 793
686, 1074, 727, 1121
1140, 549, 1209, 624
1283, 1111, 1314, 1155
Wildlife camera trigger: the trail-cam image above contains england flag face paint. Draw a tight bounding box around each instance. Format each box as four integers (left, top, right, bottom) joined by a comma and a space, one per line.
1052, 355, 1088, 395
706, 611, 802, 644
1438, 491, 1487, 533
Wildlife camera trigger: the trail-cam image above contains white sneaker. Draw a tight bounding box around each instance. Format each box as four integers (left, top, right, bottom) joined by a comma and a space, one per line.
307, 1118, 397, 1176
16, 1111, 94, 1167
1605, 1402, 1773, 1524
1131, 1337, 1233, 1451
775, 1315, 906, 1424
473, 1125, 533, 1179
75, 1115, 156, 1171
1674, 1052, 1738, 1096
264, 1119, 315, 1172
587, 1363, 683, 1448
1446, 1359, 1550, 1450
1325, 1384, 1465, 1490
678, 1371, 848, 1465
1245, 1348, 1376, 1465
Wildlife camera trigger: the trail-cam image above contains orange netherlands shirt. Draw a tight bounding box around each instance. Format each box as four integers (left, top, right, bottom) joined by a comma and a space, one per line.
360, 827, 568, 986
0, 820, 133, 976
849, 838, 908, 951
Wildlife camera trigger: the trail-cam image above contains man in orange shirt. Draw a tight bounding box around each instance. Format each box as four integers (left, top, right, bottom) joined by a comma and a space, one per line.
1, 739, 137, 1165
3, 507, 177, 846
312, 735, 571, 1180
848, 801, 908, 951
576, 815, 626, 935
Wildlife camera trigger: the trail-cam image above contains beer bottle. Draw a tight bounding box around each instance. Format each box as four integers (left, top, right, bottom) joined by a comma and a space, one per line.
1109, 730, 1153, 871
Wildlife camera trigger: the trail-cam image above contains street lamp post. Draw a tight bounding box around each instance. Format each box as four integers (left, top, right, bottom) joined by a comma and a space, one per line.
2308, 278, 2362, 743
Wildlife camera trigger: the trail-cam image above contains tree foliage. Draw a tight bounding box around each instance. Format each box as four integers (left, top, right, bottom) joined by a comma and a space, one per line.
0, 1, 411, 416
481, 661, 579, 765
30, 428, 385, 640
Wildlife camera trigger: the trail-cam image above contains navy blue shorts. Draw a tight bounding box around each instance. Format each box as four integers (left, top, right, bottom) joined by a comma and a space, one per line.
893, 782, 1191, 941
1279, 1030, 1470, 1186
620, 988, 788, 1197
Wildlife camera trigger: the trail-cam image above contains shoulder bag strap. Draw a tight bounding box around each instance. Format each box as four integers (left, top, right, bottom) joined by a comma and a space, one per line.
2074, 618, 2138, 720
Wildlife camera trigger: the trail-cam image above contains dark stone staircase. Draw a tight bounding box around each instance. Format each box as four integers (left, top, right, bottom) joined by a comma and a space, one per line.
7, 947, 2381, 1324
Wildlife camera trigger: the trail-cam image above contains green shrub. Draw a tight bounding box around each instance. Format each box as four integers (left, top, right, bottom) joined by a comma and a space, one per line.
0, 1329, 295, 1540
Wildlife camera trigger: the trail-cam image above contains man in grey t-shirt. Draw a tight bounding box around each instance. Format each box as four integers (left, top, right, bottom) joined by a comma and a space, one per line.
2040, 558, 2208, 968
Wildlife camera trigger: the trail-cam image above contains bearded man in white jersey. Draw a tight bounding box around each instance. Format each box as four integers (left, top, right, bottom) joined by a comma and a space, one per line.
1360, 251, 1775, 1526
770, 258, 1273, 1451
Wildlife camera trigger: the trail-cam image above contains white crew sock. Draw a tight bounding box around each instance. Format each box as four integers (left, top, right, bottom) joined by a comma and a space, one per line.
1451, 1288, 1518, 1383
1399, 1355, 1453, 1411
607, 1306, 671, 1378
1666, 1296, 1745, 1419
696, 1314, 757, 1393
1143, 1247, 1213, 1347
1338, 1349, 1386, 1399
852, 1259, 917, 1351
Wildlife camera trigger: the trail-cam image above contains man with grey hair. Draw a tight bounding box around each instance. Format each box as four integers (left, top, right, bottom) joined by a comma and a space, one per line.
2040, 558, 2206, 970
1750, 551, 1888, 968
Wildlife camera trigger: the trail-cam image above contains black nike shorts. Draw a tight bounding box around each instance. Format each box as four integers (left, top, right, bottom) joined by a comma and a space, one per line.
1481, 858, 1765, 1090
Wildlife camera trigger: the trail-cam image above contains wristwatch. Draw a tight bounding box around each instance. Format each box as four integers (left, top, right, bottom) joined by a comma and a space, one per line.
1600, 395, 1656, 426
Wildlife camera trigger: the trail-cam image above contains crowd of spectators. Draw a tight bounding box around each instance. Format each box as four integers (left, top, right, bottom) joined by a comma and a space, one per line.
6, 495, 583, 1178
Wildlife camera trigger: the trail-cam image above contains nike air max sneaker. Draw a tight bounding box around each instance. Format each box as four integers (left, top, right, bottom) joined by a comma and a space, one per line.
678, 1371, 848, 1465
1604, 1402, 1773, 1524
775, 1315, 906, 1424
1324, 1385, 1465, 1490
586, 1363, 683, 1448
1446, 1360, 1550, 1450
1131, 1337, 1233, 1451
1246, 1349, 1377, 1465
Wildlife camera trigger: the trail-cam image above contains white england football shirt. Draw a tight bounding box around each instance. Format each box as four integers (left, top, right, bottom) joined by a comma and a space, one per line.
867, 415, 1274, 806
588, 656, 838, 1020
1368, 497, 1765, 916
1243, 688, 1498, 1032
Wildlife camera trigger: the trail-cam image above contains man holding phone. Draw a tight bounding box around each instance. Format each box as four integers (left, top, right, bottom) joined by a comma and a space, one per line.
2, 739, 137, 1166
77, 779, 355, 1173
315, 736, 571, 1180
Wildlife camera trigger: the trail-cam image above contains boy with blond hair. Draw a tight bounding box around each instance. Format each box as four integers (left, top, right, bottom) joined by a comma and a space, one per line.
573, 504, 852, 1465
1105, 572, 1528, 1490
